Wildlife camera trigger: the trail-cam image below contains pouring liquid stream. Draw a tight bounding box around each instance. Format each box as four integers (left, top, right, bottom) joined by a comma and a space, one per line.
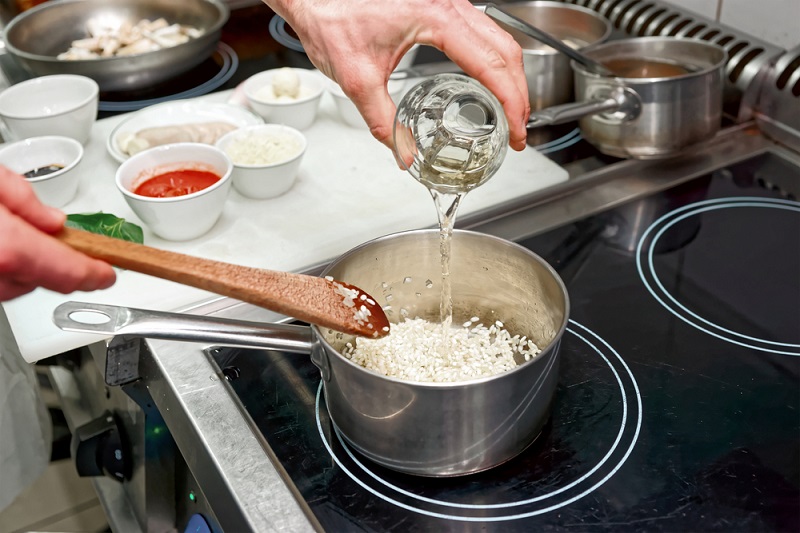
421, 145, 492, 342
394, 73, 509, 343
431, 189, 463, 330
419, 135, 495, 335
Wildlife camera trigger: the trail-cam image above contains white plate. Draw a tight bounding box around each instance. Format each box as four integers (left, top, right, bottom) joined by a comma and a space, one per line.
106, 101, 264, 163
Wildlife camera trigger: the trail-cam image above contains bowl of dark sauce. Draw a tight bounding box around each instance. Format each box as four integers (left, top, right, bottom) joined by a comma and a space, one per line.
24, 164, 66, 179
0, 136, 84, 207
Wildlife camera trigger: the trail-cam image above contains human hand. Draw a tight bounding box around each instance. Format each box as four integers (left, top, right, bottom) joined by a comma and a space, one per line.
267, 0, 530, 152
0, 167, 116, 301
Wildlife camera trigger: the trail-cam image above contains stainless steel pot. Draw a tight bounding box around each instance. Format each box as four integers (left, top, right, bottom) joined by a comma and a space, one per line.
486, 1, 611, 111
1, 0, 229, 92
54, 229, 570, 477
527, 37, 727, 159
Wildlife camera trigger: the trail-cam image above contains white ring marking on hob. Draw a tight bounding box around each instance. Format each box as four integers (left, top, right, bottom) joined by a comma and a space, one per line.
334, 326, 622, 509
535, 128, 583, 155
315, 320, 643, 521
533, 127, 580, 150
636, 197, 800, 355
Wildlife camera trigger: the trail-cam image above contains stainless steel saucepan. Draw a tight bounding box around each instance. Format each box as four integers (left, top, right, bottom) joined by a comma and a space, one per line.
480, 1, 612, 112
54, 229, 570, 477
527, 37, 727, 159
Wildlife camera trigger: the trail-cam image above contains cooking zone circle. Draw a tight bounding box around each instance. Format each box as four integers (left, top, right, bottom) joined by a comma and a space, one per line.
314, 320, 642, 521
636, 197, 800, 356
532, 127, 582, 155
98, 42, 239, 113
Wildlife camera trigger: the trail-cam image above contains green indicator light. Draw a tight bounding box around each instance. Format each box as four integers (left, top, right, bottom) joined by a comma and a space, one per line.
189, 491, 196, 502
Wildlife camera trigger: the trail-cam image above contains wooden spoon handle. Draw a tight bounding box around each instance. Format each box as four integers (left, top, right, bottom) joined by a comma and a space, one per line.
54, 227, 389, 338
57, 226, 287, 304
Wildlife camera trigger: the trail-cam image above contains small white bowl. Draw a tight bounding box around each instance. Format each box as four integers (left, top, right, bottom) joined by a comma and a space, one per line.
215, 124, 306, 199
328, 79, 407, 129
243, 68, 324, 130
0, 75, 98, 145
115, 143, 233, 241
0, 136, 83, 208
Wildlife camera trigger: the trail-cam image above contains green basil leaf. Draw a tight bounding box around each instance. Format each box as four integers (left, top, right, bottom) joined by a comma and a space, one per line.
65, 213, 144, 244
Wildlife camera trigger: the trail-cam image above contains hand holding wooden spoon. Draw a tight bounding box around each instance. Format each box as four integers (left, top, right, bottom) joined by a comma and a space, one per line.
55, 227, 390, 338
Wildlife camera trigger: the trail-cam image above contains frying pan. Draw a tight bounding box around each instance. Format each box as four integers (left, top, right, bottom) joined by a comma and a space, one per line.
1, 0, 229, 92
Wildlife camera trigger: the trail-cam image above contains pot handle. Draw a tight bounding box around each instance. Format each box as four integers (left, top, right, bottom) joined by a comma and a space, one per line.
527, 86, 641, 129
53, 301, 316, 354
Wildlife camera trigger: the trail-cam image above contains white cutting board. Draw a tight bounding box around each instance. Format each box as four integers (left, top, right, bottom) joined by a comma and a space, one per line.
2, 89, 568, 363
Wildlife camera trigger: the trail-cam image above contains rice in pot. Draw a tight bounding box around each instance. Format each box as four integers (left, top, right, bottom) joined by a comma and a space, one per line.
342, 317, 541, 383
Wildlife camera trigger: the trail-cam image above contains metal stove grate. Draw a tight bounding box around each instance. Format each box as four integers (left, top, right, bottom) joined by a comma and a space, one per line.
754, 45, 800, 151
555, 0, 787, 121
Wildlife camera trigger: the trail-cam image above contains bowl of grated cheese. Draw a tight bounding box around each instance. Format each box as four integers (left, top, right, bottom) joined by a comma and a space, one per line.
215, 124, 306, 199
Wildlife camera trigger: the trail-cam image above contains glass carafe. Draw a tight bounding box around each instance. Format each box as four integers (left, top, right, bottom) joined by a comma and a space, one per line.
393, 73, 509, 194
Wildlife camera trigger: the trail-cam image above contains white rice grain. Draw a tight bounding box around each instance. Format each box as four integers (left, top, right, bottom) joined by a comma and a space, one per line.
342, 317, 541, 383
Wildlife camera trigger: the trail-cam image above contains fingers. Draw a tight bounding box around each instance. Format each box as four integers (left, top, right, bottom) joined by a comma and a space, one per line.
270, 0, 530, 153
344, 69, 400, 151
421, 1, 530, 151
0, 204, 116, 301
0, 165, 66, 232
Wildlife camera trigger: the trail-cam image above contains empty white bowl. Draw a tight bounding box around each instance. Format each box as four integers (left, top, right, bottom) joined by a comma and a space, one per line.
0, 135, 83, 208
328, 79, 407, 129
0, 75, 98, 145
243, 68, 324, 130
215, 124, 306, 199
115, 143, 233, 241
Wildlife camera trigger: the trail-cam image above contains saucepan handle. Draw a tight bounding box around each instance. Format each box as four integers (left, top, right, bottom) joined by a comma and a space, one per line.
527, 86, 641, 129
53, 301, 316, 354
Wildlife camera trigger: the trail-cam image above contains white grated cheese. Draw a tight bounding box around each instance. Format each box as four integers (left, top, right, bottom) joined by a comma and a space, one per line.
223, 132, 302, 166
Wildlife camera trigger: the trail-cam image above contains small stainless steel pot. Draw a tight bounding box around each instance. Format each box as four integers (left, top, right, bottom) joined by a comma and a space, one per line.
1, 0, 228, 92
54, 229, 570, 477
528, 37, 727, 159
486, 1, 612, 111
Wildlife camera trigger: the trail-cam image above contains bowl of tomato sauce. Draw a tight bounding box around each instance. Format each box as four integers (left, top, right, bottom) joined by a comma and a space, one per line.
116, 142, 233, 241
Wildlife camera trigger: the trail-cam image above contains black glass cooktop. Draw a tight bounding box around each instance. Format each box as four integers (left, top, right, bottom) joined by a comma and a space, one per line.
208, 153, 799, 532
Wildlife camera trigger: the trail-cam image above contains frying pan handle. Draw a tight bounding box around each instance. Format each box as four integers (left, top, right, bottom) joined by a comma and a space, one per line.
53, 301, 316, 354
527, 86, 641, 129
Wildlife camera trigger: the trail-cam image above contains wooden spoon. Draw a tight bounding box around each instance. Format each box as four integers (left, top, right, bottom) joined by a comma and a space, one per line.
55, 227, 390, 338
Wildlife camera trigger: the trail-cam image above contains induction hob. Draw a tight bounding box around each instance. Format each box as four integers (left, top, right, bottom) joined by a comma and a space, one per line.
207, 150, 800, 531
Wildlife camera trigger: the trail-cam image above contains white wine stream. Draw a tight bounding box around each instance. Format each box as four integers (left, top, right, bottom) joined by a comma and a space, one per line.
430, 190, 463, 328
394, 73, 509, 337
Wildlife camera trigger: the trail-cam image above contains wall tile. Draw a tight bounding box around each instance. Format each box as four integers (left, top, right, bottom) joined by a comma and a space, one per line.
662, 0, 720, 20
719, 0, 800, 49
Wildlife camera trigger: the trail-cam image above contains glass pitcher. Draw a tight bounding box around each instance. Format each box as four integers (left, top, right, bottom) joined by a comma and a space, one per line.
393, 73, 509, 194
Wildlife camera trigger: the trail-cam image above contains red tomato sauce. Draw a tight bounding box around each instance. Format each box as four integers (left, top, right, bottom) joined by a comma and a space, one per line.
134, 169, 221, 198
